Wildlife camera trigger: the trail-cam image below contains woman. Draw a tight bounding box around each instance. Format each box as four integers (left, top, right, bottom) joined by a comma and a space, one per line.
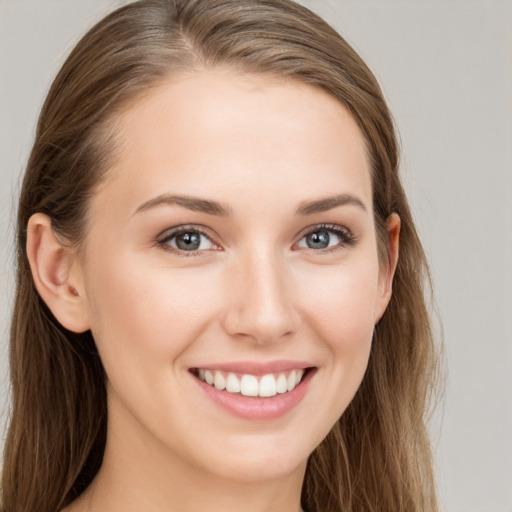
1, 0, 440, 511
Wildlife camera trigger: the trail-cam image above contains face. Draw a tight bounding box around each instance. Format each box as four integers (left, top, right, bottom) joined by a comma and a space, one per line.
77, 69, 394, 483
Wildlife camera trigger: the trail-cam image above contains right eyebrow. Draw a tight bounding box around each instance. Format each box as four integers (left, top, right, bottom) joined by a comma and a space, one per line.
133, 194, 233, 217
295, 193, 368, 216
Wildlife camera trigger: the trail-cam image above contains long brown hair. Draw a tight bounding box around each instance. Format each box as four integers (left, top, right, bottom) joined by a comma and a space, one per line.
2, 1, 441, 511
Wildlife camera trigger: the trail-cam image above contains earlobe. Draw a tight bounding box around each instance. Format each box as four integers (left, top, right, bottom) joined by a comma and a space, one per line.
374, 213, 401, 323
26, 213, 90, 333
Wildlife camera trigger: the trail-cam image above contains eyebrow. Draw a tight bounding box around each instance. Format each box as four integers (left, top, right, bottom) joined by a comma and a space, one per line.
295, 194, 368, 215
134, 192, 367, 217
134, 194, 233, 217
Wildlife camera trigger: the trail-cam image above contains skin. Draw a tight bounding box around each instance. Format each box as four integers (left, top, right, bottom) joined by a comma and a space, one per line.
27, 69, 399, 512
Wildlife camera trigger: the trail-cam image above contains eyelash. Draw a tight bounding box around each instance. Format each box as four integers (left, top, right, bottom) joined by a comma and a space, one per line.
156, 223, 357, 256
156, 225, 217, 257
297, 223, 357, 253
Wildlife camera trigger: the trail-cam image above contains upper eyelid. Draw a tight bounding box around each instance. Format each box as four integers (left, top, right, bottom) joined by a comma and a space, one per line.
158, 222, 351, 237
156, 223, 355, 252
157, 224, 216, 240
295, 223, 353, 239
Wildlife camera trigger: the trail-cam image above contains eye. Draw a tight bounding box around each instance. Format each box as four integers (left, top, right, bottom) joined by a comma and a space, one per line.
157, 226, 219, 255
295, 225, 356, 252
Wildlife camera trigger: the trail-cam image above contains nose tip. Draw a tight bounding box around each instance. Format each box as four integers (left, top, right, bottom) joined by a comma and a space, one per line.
223, 305, 295, 345
221, 256, 298, 345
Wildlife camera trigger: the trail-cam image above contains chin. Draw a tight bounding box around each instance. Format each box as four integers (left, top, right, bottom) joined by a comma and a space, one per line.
211, 455, 307, 483
191, 432, 314, 483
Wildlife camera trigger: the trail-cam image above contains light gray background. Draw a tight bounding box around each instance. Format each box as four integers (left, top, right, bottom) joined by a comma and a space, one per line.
1, 1, 511, 511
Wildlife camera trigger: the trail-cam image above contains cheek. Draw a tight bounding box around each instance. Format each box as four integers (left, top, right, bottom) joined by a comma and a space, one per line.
289, 259, 379, 441
83, 252, 223, 375
297, 258, 380, 350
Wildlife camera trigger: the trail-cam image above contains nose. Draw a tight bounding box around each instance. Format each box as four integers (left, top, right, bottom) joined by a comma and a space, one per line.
221, 248, 299, 345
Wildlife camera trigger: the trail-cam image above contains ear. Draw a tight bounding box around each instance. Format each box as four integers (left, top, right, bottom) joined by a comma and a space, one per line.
374, 213, 401, 324
26, 213, 90, 333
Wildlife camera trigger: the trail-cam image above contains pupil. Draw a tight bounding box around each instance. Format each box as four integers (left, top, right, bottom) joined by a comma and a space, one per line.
307, 231, 330, 249
177, 232, 200, 251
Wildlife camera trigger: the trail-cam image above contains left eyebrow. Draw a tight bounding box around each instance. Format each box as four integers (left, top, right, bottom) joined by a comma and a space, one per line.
295, 194, 368, 215
133, 193, 233, 217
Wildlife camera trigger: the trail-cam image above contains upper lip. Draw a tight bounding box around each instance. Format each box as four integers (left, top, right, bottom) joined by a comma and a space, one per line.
190, 360, 314, 376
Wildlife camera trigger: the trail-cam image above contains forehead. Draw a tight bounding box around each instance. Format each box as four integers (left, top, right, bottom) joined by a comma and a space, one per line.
97, 69, 372, 215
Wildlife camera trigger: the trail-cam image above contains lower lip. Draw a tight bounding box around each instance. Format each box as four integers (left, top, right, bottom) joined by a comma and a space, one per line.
192, 369, 315, 420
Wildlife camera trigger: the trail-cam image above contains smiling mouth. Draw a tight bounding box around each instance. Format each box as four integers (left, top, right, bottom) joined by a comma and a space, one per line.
190, 368, 314, 398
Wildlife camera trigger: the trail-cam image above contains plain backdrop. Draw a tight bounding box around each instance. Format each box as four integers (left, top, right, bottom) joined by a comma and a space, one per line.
1, 1, 511, 511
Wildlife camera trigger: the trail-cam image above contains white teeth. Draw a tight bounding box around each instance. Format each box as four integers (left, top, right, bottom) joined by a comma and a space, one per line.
204, 370, 214, 385
196, 368, 308, 397
226, 372, 241, 393
276, 373, 288, 394
287, 370, 296, 392
259, 374, 277, 397
214, 372, 226, 390
240, 375, 259, 396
